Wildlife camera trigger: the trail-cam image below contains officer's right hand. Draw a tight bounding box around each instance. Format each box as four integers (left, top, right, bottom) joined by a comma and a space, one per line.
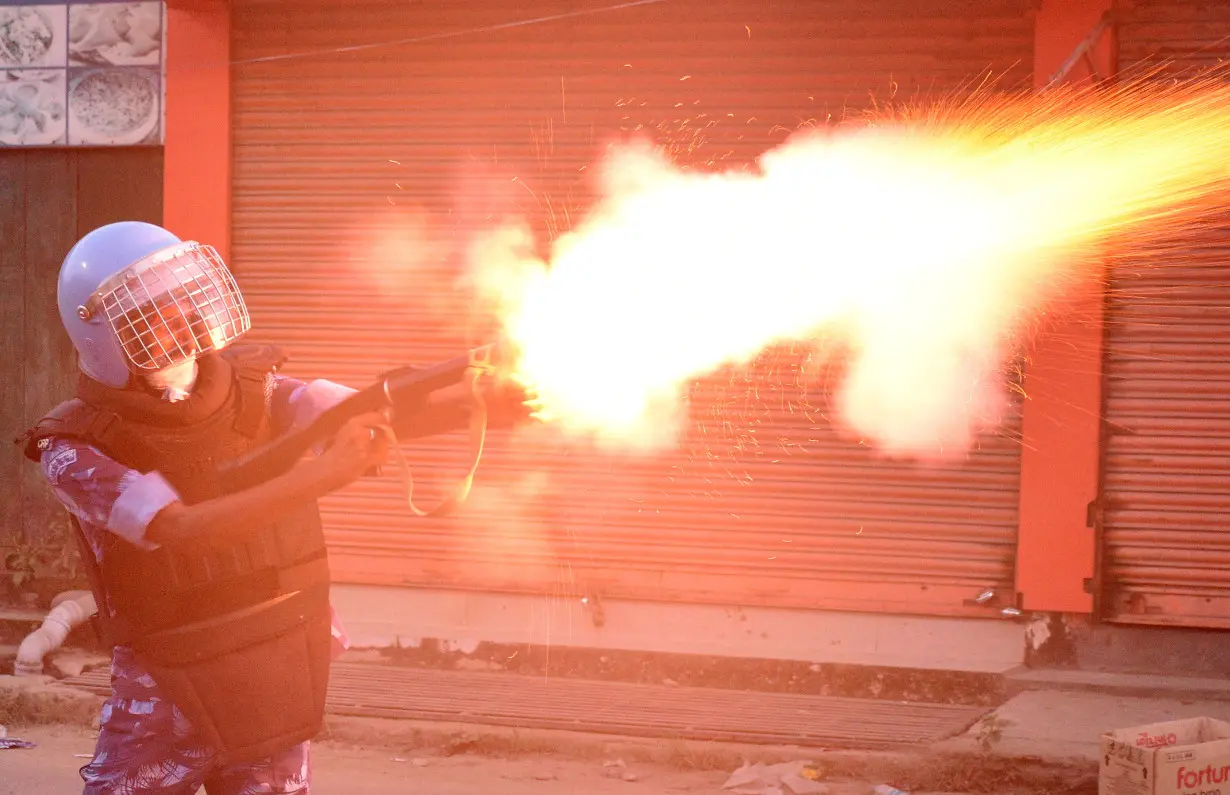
311, 411, 391, 490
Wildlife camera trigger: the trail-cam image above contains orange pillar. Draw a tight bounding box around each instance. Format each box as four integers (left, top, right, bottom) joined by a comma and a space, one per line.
163, 0, 232, 262
1015, 0, 1116, 613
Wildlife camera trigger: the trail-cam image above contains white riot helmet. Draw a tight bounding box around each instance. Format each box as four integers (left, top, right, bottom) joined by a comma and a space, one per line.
59, 221, 251, 389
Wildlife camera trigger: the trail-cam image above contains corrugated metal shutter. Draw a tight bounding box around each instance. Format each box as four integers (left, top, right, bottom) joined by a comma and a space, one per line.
1099, 0, 1230, 627
231, 0, 1035, 618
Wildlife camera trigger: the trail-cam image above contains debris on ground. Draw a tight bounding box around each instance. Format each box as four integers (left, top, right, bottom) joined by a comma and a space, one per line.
0, 736, 38, 749
722, 760, 829, 794
603, 758, 642, 782
871, 786, 910, 795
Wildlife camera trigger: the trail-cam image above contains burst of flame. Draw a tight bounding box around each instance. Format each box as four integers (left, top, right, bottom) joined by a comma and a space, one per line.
470, 72, 1230, 457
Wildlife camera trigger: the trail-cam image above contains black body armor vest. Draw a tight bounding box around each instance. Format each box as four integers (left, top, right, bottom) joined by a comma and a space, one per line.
19, 345, 333, 764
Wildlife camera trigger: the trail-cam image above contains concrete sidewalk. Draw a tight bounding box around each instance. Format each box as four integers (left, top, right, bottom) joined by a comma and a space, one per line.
938, 687, 1230, 763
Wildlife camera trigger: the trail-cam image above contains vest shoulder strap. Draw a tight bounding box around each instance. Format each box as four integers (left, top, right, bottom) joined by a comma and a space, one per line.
222, 344, 286, 439
16, 399, 113, 462
220, 343, 288, 375
17, 396, 165, 466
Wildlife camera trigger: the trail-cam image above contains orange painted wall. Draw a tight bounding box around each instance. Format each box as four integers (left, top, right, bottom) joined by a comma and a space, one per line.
163, 0, 232, 262
1015, 0, 1116, 614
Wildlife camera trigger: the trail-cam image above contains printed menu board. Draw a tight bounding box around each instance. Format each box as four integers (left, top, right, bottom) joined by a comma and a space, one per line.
0, 1, 164, 146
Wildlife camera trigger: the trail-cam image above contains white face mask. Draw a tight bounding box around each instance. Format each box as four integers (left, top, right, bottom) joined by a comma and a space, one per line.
145, 359, 198, 402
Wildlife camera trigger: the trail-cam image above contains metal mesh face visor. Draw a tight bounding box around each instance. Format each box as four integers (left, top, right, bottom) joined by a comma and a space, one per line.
81, 242, 251, 373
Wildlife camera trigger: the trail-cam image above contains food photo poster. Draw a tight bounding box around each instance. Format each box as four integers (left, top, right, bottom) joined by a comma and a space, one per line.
0, 1, 164, 147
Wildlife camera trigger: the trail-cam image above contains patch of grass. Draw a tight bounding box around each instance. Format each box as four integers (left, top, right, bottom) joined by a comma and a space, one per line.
900, 753, 1098, 795
659, 740, 737, 772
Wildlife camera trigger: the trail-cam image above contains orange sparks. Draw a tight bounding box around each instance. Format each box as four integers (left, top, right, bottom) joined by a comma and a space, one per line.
470, 73, 1230, 458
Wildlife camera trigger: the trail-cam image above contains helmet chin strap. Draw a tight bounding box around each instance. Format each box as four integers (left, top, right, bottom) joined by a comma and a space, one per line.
144, 358, 199, 402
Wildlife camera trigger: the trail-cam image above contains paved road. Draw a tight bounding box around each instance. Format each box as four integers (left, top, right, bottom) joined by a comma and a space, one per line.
0, 725, 732, 794
0, 725, 958, 795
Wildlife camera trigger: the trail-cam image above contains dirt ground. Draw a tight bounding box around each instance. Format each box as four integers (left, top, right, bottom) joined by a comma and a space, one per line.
0, 724, 970, 795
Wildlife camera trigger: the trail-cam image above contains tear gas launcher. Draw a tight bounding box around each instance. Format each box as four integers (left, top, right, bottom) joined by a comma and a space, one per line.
217, 343, 528, 517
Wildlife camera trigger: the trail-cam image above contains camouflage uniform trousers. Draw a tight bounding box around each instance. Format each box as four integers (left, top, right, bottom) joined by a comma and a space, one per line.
81, 648, 310, 795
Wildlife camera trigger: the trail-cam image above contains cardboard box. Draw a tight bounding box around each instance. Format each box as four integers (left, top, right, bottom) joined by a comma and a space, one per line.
1101, 717, 1230, 795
